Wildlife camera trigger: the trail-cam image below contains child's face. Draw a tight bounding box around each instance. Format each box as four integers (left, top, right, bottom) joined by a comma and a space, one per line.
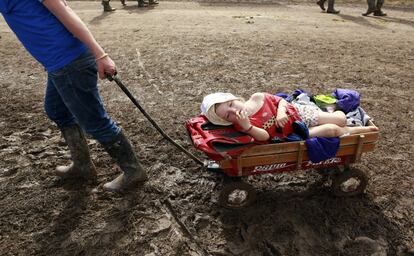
215, 100, 246, 123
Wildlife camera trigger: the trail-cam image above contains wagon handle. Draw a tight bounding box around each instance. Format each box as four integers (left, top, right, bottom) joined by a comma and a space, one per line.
106, 74, 205, 167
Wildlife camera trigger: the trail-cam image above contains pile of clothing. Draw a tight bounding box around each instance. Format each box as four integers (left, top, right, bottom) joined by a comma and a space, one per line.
277, 88, 371, 127
276, 88, 372, 163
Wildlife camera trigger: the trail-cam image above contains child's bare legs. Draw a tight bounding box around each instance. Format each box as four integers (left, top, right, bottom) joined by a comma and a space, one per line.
317, 111, 347, 126
309, 123, 378, 138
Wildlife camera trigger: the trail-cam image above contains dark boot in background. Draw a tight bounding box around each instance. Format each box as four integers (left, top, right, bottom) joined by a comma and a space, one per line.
102, 131, 147, 192
362, 0, 376, 16
327, 0, 340, 14
55, 124, 97, 182
373, 9, 387, 16
374, 0, 387, 16
316, 0, 326, 11
138, 0, 149, 7
102, 0, 116, 12
120, 0, 126, 6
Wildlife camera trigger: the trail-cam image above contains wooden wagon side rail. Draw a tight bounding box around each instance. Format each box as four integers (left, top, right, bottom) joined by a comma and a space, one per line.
219, 142, 376, 169
219, 128, 379, 170
236, 131, 379, 157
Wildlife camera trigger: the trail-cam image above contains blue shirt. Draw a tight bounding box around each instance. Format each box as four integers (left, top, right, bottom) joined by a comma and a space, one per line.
0, 0, 87, 72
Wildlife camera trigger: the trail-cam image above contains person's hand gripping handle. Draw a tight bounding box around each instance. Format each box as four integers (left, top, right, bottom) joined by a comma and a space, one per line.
96, 53, 117, 79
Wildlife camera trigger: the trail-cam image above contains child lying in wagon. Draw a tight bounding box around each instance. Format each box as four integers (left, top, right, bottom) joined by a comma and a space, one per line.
200, 92, 378, 142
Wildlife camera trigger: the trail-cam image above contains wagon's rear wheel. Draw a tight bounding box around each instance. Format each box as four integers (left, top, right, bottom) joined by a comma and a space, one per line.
219, 181, 256, 209
331, 168, 368, 197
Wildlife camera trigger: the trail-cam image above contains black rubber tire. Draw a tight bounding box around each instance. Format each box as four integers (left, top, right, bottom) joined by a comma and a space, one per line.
318, 167, 339, 176
219, 181, 257, 209
331, 168, 368, 197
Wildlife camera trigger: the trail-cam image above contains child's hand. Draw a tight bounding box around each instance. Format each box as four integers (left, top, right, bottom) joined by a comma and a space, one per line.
236, 110, 251, 131
276, 112, 289, 128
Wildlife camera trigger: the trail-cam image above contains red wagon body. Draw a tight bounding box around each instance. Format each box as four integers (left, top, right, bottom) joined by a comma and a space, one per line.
186, 115, 379, 208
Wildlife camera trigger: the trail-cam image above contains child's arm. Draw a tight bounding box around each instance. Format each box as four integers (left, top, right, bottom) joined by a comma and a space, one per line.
276, 98, 289, 128
42, 0, 116, 79
243, 125, 270, 141
236, 110, 270, 141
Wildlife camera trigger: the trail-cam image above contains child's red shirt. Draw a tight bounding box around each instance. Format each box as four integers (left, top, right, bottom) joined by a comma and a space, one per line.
234, 93, 301, 139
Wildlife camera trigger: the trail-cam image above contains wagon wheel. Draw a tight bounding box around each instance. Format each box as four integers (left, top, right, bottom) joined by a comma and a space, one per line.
318, 167, 340, 176
331, 168, 368, 197
219, 181, 256, 209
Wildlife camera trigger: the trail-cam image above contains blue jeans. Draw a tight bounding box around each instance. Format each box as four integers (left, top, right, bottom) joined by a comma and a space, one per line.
44, 51, 120, 143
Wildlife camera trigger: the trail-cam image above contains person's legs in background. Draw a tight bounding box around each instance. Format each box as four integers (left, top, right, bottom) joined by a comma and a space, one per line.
102, 0, 116, 12
374, 0, 387, 16
148, 0, 159, 5
137, 0, 149, 7
363, 0, 376, 16
327, 0, 340, 14
316, 0, 326, 11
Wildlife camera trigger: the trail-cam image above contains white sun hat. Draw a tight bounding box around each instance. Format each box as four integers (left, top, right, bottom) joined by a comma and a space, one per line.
200, 92, 238, 126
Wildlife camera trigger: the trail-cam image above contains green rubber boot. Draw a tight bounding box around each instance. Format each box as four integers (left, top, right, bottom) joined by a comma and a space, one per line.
55, 124, 97, 182
102, 131, 147, 192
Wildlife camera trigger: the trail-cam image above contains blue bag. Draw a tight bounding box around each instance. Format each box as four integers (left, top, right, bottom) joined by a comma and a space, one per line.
332, 89, 360, 114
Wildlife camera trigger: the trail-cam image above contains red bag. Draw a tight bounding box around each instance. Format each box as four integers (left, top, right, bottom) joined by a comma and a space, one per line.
185, 115, 262, 161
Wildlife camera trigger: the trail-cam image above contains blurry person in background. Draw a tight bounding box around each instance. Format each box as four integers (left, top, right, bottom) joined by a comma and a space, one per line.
316, 0, 340, 14
362, 0, 387, 16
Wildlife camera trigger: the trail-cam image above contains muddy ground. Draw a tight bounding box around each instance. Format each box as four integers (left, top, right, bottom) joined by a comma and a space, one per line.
1, 1, 414, 255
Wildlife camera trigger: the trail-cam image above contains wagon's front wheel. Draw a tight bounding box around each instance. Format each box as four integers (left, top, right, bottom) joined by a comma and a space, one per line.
219, 181, 256, 209
331, 168, 368, 196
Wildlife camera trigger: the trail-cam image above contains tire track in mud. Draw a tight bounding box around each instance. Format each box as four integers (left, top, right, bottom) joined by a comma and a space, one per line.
162, 198, 210, 256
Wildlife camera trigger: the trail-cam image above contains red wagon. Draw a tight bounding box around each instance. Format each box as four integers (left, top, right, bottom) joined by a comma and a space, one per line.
186, 116, 379, 209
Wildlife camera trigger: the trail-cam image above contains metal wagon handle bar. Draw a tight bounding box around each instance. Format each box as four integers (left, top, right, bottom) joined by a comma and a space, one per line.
106, 74, 205, 167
